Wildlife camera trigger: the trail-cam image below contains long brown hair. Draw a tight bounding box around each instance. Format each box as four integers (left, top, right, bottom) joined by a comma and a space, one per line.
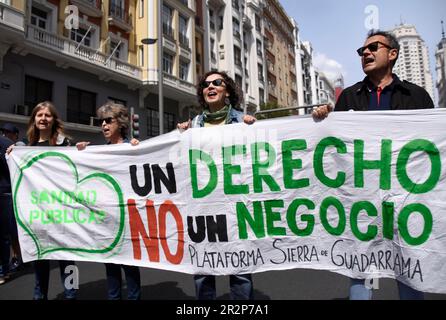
27, 101, 66, 146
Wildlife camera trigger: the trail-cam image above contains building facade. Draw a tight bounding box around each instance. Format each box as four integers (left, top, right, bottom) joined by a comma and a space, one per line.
391, 24, 435, 104
263, 0, 296, 109
1, 0, 310, 142
314, 70, 335, 106
0, 0, 200, 142
435, 24, 446, 109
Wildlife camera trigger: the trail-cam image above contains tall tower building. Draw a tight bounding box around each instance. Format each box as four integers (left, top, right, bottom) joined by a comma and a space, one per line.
435, 21, 446, 109
391, 24, 435, 103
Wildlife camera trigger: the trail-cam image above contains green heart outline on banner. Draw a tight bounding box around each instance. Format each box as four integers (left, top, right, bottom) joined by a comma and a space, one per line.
13, 151, 125, 259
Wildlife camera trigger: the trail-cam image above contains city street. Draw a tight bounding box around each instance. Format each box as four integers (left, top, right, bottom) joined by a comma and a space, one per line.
1, 261, 445, 300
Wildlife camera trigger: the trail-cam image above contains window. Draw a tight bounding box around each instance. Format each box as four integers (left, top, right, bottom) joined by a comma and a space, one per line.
163, 53, 173, 74
147, 109, 176, 137
210, 38, 216, 60
218, 16, 223, 30
108, 97, 127, 106
110, 40, 122, 59
25, 75, 53, 109
258, 63, 264, 81
255, 14, 261, 31
31, 6, 48, 30
67, 87, 97, 125
259, 88, 265, 106
233, 18, 240, 39
180, 60, 189, 81
139, 45, 144, 66
235, 75, 243, 92
162, 5, 173, 37
139, 0, 144, 18
232, 0, 239, 10
71, 26, 92, 47
256, 39, 262, 56
234, 46, 241, 67
110, 0, 125, 20
209, 10, 215, 30
179, 15, 189, 49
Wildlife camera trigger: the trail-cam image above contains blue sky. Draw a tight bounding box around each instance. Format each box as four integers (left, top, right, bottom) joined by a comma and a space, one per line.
281, 0, 445, 94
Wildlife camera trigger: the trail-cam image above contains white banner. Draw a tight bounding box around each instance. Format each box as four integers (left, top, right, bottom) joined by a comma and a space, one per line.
7, 109, 446, 293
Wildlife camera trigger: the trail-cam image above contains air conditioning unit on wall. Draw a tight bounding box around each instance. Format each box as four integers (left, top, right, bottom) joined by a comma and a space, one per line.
14, 104, 30, 116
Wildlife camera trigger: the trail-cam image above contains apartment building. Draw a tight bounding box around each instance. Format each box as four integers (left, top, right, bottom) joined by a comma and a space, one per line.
300, 41, 316, 108
392, 24, 435, 103
0, 0, 146, 142
138, 0, 198, 136
435, 23, 446, 109
315, 70, 335, 106
263, 0, 296, 109
0, 0, 200, 141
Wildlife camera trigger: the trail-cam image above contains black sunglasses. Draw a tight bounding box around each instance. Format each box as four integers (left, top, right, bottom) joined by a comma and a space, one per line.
99, 117, 114, 124
356, 41, 393, 56
200, 78, 225, 89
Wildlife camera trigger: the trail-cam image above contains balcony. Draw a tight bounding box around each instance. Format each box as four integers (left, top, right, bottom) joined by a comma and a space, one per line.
25, 24, 141, 80
108, 3, 132, 32
208, 0, 225, 9
268, 84, 277, 97
0, 1, 25, 35
71, 0, 102, 17
163, 72, 195, 96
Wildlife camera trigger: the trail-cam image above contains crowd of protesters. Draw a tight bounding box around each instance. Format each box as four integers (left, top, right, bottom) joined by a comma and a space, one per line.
0, 29, 435, 300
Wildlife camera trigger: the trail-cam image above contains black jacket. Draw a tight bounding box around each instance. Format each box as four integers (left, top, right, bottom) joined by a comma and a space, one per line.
0, 136, 13, 193
335, 75, 434, 111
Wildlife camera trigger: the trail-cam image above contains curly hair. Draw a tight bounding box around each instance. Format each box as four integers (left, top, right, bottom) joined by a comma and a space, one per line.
96, 101, 129, 139
27, 101, 66, 146
196, 71, 243, 110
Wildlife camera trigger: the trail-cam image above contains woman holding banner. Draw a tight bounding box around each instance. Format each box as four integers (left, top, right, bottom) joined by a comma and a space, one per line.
76, 102, 141, 300
177, 71, 256, 300
8, 101, 78, 300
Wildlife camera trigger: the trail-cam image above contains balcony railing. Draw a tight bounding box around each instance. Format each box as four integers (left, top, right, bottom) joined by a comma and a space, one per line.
26, 24, 141, 79
69, 1, 102, 17
0, 1, 25, 33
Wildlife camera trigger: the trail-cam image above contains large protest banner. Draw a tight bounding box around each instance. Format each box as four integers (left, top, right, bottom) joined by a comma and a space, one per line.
7, 109, 446, 293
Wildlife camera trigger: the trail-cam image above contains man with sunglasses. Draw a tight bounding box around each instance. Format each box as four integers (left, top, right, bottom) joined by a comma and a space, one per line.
312, 30, 433, 300
313, 29, 433, 119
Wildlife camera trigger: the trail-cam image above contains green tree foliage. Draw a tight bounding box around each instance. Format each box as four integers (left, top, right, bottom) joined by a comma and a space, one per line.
256, 102, 292, 120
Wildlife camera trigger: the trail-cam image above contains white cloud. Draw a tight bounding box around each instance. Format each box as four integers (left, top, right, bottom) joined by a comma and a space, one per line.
313, 53, 346, 82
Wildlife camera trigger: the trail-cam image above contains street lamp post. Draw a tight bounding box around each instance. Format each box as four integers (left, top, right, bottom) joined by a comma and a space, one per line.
157, 0, 163, 135
141, 0, 164, 135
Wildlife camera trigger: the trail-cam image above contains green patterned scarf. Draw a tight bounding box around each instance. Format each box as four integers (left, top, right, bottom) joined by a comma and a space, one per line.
202, 105, 232, 124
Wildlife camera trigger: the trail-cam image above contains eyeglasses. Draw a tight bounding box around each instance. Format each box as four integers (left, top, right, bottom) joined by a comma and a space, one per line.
100, 117, 115, 124
356, 41, 393, 56
200, 78, 225, 89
